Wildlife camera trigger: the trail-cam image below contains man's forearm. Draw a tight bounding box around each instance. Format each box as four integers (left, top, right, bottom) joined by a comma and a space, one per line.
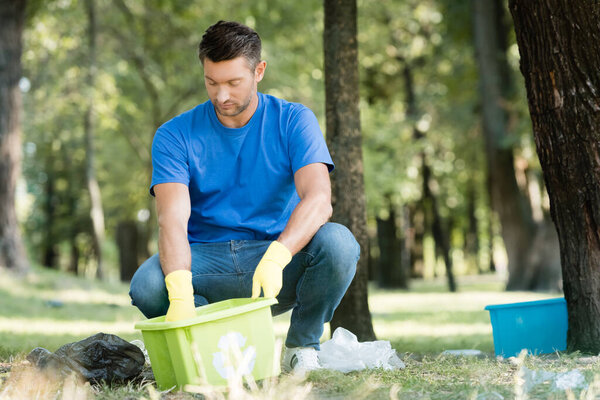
158, 224, 191, 275
277, 192, 332, 255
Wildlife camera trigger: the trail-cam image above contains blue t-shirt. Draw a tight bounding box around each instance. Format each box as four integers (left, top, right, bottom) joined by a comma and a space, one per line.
150, 92, 334, 243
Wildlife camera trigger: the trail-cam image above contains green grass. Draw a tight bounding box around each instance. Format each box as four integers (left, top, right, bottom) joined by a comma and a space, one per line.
0, 266, 142, 360
2, 266, 599, 399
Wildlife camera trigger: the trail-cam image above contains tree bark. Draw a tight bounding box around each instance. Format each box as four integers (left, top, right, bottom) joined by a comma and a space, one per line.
473, 0, 539, 290
509, 0, 600, 353
324, 0, 376, 341
84, 0, 106, 279
0, 1, 29, 273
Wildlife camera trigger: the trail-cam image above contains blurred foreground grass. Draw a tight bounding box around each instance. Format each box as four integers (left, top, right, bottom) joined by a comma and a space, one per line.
3, 266, 599, 400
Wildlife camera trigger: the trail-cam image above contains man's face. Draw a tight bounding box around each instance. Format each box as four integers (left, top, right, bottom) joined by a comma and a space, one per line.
203, 57, 265, 118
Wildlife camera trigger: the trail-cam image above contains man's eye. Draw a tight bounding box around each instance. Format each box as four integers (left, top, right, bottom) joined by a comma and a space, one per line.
230, 81, 240, 86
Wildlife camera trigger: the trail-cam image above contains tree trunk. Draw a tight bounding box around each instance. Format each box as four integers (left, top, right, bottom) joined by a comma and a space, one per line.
376, 204, 409, 289
65, 150, 81, 275
42, 154, 58, 268
0, 1, 29, 273
408, 202, 425, 278
509, 0, 600, 353
473, 0, 538, 290
402, 64, 425, 281
423, 161, 457, 292
68, 235, 80, 275
402, 59, 455, 290
116, 220, 139, 281
324, 0, 376, 341
399, 205, 412, 282
84, 0, 106, 279
488, 215, 497, 273
465, 183, 481, 273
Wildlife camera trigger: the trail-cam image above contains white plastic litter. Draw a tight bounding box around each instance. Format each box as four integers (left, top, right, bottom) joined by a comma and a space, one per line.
130, 339, 150, 365
442, 349, 483, 357
318, 327, 405, 373
518, 366, 587, 392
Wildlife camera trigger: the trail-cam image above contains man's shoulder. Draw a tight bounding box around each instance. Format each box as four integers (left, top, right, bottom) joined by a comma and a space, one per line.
260, 93, 314, 121
159, 101, 210, 132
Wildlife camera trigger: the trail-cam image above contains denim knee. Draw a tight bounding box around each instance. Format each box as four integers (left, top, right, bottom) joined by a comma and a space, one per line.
310, 222, 360, 282
129, 254, 169, 319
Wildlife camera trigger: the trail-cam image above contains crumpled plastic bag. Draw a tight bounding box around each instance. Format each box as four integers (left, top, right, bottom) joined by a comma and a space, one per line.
318, 327, 405, 372
518, 366, 588, 392
130, 339, 150, 365
27, 332, 145, 384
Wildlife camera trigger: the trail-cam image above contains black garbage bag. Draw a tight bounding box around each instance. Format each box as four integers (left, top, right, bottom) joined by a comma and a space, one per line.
27, 332, 145, 384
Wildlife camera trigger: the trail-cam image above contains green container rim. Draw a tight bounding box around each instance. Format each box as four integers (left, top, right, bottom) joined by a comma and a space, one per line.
484, 297, 565, 311
134, 297, 277, 331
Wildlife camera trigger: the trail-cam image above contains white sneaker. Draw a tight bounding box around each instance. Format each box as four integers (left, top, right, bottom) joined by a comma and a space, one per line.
281, 346, 321, 374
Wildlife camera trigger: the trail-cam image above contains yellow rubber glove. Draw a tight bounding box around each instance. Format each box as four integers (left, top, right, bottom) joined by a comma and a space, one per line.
164, 270, 196, 321
251, 241, 292, 298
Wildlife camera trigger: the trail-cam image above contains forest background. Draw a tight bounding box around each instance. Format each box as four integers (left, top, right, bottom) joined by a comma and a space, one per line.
3, 1, 600, 397
12, 0, 556, 294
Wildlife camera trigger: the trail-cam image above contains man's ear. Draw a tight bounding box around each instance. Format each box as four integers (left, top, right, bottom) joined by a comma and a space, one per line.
255, 60, 267, 82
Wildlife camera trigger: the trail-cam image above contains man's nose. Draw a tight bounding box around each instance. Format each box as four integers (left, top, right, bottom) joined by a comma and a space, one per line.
216, 87, 229, 103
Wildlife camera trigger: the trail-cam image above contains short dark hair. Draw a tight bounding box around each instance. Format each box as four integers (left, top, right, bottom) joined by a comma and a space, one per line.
198, 21, 262, 69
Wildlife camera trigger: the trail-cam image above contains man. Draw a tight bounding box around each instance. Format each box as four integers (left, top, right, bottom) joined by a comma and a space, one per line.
129, 20, 359, 374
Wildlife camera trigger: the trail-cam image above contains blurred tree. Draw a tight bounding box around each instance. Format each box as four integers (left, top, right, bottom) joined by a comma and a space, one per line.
116, 220, 139, 281
473, 0, 533, 287
0, 1, 29, 273
438, 0, 494, 277
325, 0, 376, 340
473, 0, 561, 291
359, 0, 466, 289
22, 1, 96, 274
84, 0, 106, 279
509, 0, 600, 352
403, 58, 456, 292
464, 184, 481, 272
375, 196, 407, 288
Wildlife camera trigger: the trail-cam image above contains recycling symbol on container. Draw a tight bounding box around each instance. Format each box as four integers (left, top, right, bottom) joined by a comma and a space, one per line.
212, 331, 256, 379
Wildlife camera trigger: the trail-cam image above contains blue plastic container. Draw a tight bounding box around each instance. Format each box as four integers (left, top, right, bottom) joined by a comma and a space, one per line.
484, 297, 567, 357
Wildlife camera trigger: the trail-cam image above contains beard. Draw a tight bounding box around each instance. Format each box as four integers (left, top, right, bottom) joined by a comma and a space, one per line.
213, 90, 254, 118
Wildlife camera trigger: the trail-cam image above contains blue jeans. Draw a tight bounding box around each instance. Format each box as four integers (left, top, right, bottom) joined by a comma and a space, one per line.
129, 222, 359, 350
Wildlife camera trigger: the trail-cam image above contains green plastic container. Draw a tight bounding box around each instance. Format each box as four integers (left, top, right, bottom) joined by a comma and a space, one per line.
135, 297, 279, 389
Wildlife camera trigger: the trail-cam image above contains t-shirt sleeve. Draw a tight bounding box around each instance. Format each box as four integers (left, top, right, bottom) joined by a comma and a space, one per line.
149, 125, 190, 196
288, 106, 335, 174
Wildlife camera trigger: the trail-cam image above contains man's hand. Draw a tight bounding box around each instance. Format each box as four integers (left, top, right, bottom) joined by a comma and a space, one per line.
251, 241, 292, 298
164, 270, 196, 321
